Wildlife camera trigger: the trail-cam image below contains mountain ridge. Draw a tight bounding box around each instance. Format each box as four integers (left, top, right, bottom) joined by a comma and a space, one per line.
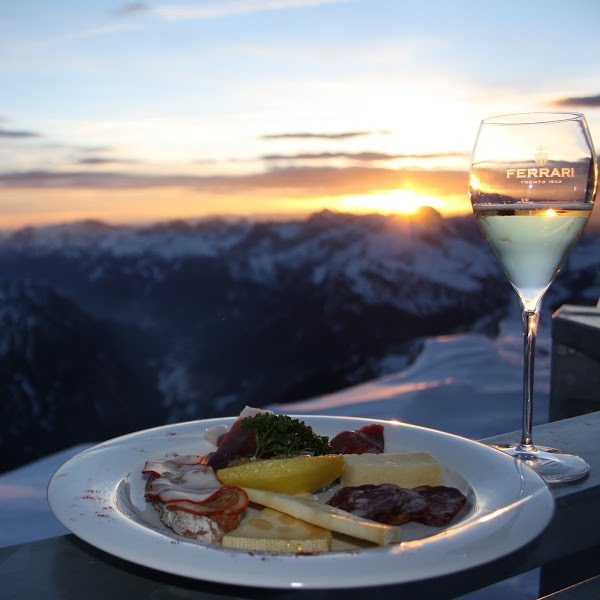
1, 209, 598, 472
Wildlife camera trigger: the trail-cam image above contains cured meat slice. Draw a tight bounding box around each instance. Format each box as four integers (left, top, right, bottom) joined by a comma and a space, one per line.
326, 483, 467, 527
412, 485, 468, 527
207, 418, 257, 469
329, 423, 384, 455
327, 483, 427, 526
143, 456, 249, 543
206, 406, 269, 469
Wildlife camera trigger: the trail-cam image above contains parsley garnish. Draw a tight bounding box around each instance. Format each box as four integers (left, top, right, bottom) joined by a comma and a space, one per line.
240, 413, 335, 459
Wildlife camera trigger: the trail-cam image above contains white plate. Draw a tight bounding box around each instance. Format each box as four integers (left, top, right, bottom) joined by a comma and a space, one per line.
48, 415, 554, 589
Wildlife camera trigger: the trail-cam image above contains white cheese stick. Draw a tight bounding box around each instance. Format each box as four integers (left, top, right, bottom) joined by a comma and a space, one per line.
242, 487, 402, 546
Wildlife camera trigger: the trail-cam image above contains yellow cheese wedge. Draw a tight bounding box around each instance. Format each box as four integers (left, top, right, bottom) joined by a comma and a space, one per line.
341, 452, 442, 488
242, 487, 402, 546
222, 507, 331, 553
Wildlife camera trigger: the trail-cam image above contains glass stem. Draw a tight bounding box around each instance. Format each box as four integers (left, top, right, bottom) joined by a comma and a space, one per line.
518, 308, 539, 451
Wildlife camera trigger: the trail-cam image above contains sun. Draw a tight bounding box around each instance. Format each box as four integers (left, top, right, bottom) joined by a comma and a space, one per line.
334, 190, 445, 215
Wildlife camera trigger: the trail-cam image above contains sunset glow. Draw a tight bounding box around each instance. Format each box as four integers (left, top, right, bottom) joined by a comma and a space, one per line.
335, 190, 446, 215
1, 1, 600, 230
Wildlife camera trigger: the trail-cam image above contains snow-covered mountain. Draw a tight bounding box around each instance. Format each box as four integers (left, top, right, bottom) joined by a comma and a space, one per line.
0, 280, 167, 470
1, 209, 598, 472
270, 303, 548, 440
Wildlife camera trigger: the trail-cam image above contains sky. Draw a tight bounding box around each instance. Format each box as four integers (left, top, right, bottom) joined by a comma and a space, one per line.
1, 0, 600, 230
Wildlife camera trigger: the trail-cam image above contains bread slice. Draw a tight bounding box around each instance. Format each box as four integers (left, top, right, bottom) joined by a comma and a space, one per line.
222, 507, 331, 553
153, 500, 226, 544
341, 452, 442, 488
146, 473, 243, 545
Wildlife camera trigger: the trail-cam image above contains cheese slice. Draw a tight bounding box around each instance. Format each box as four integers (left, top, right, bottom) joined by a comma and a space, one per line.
341, 452, 442, 488
222, 507, 331, 553
242, 487, 402, 546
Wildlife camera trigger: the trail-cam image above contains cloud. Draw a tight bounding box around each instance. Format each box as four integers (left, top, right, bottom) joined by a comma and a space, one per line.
261, 151, 467, 162
76, 157, 113, 165
151, 0, 352, 21
240, 166, 468, 197
552, 93, 600, 108
57, 22, 142, 41
0, 165, 467, 197
0, 170, 160, 189
113, 2, 152, 17
78, 146, 114, 154
75, 156, 141, 166
261, 130, 392, 141
0, 128, 41, 139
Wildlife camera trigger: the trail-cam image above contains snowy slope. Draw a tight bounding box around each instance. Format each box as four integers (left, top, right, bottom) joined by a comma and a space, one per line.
0, 211, 502, 312
271, 305, 546, 440
0, 443, 92, 547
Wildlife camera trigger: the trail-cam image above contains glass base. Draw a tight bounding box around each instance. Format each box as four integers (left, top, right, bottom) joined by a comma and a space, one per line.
491, 443, 590, 484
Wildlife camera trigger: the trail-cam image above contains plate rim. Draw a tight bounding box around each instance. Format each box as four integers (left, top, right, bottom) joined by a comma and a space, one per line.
47, 414, 555, 589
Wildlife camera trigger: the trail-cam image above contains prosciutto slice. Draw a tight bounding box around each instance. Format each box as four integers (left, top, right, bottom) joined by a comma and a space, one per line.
329, 423, 384, 454
163, 487, 249, 517
206, 406, 270, 469
143, 454, 249, 515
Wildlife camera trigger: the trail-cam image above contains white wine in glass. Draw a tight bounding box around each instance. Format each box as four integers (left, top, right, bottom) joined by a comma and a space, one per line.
469, 112, 598, 484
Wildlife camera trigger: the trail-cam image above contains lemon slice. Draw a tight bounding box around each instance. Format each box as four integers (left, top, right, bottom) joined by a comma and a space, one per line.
216, 454, 343, 494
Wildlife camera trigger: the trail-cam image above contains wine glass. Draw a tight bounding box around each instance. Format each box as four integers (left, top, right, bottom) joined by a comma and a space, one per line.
469, 112, 598, 484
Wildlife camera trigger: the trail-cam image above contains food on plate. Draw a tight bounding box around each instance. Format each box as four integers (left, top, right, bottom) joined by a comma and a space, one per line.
207, 410, 334, 469
241, 412, 334, 458
206, 408, 263, 470
141, 408, 469, 552
216, 454, 344, 494
341, 452, 442, 488
408, 485, 469, 526
222, 507, 332, 553
142, 454, 248, 544
327, 483, 467, 527
242, 487, 402, 546
330, 423, 384, 454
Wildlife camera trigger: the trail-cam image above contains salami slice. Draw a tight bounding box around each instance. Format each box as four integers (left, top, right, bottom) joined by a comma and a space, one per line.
327, 483, 428, 526
327, 483, 467, 527
412, 485, 468, 526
